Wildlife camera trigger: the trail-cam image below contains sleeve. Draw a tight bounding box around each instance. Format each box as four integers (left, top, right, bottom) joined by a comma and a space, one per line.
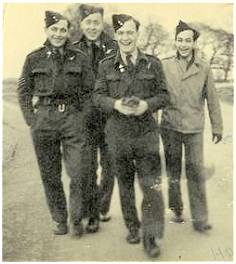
81, 58, 95, 104
92, 62, 116, 114
17, 55, 35, 126
204, 67, 223, 134
146, 59, 170, 112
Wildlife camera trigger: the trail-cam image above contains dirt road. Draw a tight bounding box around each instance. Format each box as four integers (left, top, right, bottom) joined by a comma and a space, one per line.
2, 98, 233, 261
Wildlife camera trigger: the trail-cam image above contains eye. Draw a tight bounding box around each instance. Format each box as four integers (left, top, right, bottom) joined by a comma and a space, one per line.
85, 20, 91, 25
117, 31, 123, 36
93, 20, 99, 26
186, 39, 192, 43
60, 28, 67, 33
51, 27, 57, 32
127, 31, 135, 36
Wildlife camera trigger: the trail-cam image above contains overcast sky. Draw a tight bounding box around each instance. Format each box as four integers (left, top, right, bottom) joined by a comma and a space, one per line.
3, 2, 233, 79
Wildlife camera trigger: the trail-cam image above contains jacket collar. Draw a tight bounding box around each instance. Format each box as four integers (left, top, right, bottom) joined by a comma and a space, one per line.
77, 31, 111, 48
175, 50, 202, 80
44, 39, 77, 59
114, 49, 148, 67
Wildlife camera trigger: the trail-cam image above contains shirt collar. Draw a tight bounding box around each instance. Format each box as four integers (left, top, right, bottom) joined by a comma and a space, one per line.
120, 48, 138, 65
114, 49, 148, 66
175, 50, 201, 67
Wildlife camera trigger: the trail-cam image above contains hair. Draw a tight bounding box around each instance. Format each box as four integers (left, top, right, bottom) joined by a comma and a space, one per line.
175, 29, 198, 41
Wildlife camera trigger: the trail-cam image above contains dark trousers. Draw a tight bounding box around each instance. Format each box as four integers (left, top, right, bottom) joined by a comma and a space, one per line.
31, 105, 87, 224
83, 112, 114, 219
108, 130, 164, 239
161, 128, 208, 226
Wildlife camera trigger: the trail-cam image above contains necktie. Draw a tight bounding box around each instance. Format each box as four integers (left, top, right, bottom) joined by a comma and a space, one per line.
126, 54, 134, 72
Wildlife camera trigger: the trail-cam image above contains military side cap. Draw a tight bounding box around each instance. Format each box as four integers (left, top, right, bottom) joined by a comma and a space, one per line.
175, 20, 200, 40
79, 4, 104, 21
45, 10, 68, 28
112, 14, 140, 32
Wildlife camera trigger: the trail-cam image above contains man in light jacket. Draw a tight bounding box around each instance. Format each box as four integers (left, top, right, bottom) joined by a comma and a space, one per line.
160, 20, 223, 232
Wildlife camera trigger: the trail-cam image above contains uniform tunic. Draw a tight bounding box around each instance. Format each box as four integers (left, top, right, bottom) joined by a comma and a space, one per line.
18, 40, 94, 224
93, 50, 169, 238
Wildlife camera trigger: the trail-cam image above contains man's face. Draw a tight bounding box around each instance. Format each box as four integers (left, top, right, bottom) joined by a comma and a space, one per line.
115, 19, 139, 54
80, 13, 104, 41
45, 19, 69, 48
175, 30, 196, 58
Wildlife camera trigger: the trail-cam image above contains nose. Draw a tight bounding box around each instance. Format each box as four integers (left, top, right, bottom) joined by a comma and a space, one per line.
54, 30, 61, 37
90, 23, 97, 30
121, 32, 129, 41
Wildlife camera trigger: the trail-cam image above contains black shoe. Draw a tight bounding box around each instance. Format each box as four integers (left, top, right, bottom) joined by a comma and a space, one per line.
53, 222, 68, 235
86, 218, 99, 233
143, 236, 161, 258
71, 222, 84, 237
126, 228, 140, 244
100, 213, 111, 222
172, 212, 184, 223
194, 223, 212, 233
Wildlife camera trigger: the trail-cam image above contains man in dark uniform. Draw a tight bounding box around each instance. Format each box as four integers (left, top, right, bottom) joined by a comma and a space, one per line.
160, 21, 223, 231
93, 14, 169, 258
73, 4, 118, 231
17, 11, 94, 236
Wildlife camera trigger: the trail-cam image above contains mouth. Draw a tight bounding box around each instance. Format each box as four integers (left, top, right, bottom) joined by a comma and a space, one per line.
53, 38, 64, 42
121, 41, 132, 47
88, 31, 98, 35
179, 49, 190, 53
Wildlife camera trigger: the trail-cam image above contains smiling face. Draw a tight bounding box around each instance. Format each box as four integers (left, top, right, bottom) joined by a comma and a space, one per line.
115, 19, 139, 55
80, 13, 104, 41
175, 30, 196, 59
45, 19, 69, 48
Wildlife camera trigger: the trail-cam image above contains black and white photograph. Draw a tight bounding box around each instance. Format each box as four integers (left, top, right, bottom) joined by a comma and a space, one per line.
2, 1, 234, 261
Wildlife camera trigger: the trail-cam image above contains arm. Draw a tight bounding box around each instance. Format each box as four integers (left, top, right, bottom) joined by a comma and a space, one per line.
81, 58, 95, 104
146, 59, 170, 112
17, 56, 35, 126
93, 62, 116, 114
93, 63, 135, 116
204, 68, 223, 142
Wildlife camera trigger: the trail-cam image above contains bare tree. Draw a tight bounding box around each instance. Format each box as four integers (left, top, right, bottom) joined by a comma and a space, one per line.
139, 23, 169, 56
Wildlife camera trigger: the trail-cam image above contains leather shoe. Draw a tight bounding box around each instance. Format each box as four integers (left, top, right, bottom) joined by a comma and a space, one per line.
53, 222, 68, 235
71, 222, 84, 237
172, 212, 184, 223
86, 217, 99, 233
194, 223, 212, 233
143, 236, 161, 258
100, 213, 111, 222
126, 228, 140, 244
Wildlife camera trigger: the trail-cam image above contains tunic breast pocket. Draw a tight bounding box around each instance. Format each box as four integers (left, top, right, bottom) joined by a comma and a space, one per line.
106, 74, 121, 98
136, 73, 156, 98
65, 66, 82, 84
65, 66, 82, 93
32, 68, 52, 95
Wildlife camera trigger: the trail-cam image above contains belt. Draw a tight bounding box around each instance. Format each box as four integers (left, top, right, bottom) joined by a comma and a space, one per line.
38, 96, 78, 112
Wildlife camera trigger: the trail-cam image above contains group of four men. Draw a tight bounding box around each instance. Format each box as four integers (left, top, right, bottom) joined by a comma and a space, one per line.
18, 4, 223, 259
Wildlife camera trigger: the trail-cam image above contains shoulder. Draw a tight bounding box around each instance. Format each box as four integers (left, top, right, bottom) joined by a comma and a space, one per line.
71, 46, 87, 58
161, 55, 176, 63
196, 57, 210, 69
143, 53, 163, 69
146, 54, 161, 63
26, 46, 46, 60
99, 53, 116, 66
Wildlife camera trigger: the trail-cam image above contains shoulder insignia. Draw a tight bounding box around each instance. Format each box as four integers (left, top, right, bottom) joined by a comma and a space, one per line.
72, 47, 87, 57
72, 40, 79, 45
27, 46, 45, 57
100, 53, 116, 64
